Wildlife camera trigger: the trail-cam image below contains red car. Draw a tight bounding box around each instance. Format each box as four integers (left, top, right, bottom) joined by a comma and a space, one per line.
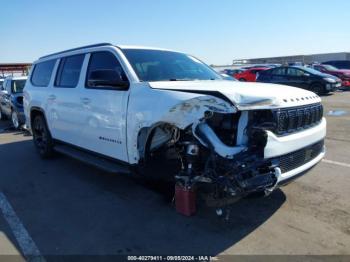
234, 67, 269, 82
312, 64, 350, 88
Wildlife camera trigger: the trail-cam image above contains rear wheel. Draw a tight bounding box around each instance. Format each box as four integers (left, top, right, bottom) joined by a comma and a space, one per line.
32, 115, 54, 158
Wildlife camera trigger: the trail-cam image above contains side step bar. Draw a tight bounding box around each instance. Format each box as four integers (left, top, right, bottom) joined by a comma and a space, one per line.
54, 144, 131, 174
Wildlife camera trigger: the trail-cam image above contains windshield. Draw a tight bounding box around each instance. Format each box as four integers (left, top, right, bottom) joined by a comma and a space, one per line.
323, 65, 338, 71
122, 49, 221, 82
11, 79, 26, 93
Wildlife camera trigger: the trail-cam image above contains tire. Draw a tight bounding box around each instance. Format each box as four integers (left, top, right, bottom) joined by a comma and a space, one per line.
0, 107, 6, 120
32, 114, 55, 158
239, 78, 246, 82
11, 110, 20, 129
311, 83, 326, 95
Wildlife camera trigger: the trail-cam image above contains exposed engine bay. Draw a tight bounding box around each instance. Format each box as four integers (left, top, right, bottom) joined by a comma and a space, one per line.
142, 110, 279, 213
141, 101, 325, 216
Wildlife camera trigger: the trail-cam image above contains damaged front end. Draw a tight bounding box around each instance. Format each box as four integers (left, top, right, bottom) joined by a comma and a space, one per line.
138, 93, 324, 216
173, 110, 281, 213
138, 83, 325, 216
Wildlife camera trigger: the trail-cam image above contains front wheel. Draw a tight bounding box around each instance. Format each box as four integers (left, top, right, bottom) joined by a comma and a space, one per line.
0, 107, 6, 120
239, 78, 246, 82
11, 111, 20, 129
311, 83, 326, 95
32, 115, 54, 158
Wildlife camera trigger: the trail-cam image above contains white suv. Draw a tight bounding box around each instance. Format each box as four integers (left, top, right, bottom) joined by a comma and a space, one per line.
24, 43, 326, 206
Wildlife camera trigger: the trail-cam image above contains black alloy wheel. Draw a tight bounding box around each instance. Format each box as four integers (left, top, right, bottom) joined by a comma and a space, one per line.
32, 115, 54, 158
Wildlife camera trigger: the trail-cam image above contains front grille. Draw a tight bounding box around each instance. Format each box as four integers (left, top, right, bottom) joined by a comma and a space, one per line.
278, 140, 324, 173
275, 103, 323, 135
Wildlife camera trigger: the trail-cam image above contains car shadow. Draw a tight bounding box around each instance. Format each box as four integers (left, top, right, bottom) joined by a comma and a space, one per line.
0, 136, 286, 256
0, 121, 31, 136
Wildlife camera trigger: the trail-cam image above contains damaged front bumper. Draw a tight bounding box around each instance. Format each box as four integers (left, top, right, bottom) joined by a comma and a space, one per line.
272, 140, 325, 185
185, 118, 326, 207
200, 139, 325, 207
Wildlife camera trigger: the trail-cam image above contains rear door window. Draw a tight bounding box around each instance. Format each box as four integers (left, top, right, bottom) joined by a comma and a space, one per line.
272, 67, 286, 76
31, 60, 56, 87
55, 54, 85, 88
286, 68, 304, 77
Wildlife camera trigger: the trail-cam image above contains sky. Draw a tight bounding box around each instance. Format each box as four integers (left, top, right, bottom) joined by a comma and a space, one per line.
1, 0, 350, 65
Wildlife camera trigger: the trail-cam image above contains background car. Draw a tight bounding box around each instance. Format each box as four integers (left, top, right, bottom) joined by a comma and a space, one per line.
221, 69, 245, 77
322, 60, 350, 70
256, 66, 342, 94
220, 73, 238, 81
0, 76, 27, 128
242, 64, 280, 69
288, 62, 304, 67
311, 64, 350, 88
234, 67, 268, 82
0, 78, 4, 89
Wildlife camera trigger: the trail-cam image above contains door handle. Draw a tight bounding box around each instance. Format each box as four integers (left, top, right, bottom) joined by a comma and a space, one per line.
81, 98, 91, 105
48, 94, 56, 100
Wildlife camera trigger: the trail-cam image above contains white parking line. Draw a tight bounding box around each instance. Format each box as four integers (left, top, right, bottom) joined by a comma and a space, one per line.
322, 159, 350, 168
0, 192, 45, 261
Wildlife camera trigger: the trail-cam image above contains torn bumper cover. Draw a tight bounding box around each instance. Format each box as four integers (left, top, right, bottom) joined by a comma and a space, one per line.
190, 120, 325, 205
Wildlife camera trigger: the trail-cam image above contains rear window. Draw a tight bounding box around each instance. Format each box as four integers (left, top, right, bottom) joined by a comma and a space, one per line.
55, 54, 85, 88
31, 60, 56, 87
11, 79, 27, 93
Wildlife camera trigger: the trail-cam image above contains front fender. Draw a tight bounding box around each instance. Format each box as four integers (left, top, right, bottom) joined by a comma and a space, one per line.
127, 86, 237, 164
160, 95, 237, 129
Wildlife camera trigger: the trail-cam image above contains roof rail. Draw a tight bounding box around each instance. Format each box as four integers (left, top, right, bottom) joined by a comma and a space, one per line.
39, 43, 113, 59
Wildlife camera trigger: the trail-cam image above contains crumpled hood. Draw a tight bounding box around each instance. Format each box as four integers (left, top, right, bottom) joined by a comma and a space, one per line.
149, 81, 321, 110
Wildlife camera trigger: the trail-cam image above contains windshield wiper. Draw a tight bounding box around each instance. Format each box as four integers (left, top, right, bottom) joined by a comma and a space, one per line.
169, 78, 192, 81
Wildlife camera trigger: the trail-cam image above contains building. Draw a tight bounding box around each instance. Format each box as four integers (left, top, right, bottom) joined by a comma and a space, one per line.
233, 52, 350, 65
0, 63, 32, 77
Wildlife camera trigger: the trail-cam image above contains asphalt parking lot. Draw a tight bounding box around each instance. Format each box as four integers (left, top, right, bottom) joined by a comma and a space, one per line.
0, 92, 349, 258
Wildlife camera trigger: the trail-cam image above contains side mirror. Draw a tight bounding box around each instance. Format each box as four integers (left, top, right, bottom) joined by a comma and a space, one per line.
88, 69, 129, 89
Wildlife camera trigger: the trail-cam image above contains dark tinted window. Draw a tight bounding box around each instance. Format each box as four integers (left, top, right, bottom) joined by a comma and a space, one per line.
86, 51, 127, 89
336, 61, 350, 68
122, 49, 221, 82
55, 54, 85, 88
31, 60, 56, 86
11, 79, 27, 93
286, 68, 304, 77
325, 61, 350, 69
313, 65, 323, 71
272, 67, 286, 75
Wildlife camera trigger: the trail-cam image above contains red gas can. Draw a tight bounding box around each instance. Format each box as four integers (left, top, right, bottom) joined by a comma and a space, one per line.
175, 184, 196, 216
